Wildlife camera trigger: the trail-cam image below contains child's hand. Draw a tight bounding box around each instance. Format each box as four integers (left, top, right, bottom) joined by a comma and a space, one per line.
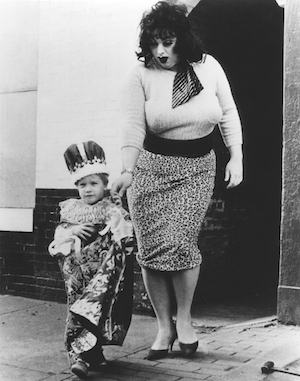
71, 223, 95, 240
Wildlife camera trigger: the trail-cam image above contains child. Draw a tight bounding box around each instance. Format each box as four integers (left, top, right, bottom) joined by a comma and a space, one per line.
48, 141, 134, 379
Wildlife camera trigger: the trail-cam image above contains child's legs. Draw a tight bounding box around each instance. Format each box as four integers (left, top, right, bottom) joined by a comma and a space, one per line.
65, 310, 84, 365
58, 255, 95, 365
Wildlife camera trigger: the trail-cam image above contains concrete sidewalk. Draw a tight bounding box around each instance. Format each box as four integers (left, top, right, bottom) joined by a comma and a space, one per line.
1, 295, 300, 381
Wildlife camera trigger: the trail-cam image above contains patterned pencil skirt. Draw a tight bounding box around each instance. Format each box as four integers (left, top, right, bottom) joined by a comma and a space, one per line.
127, 149, 216, 272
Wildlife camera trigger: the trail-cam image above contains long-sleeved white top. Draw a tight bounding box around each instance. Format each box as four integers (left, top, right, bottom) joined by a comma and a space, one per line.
121, 54, 242, 150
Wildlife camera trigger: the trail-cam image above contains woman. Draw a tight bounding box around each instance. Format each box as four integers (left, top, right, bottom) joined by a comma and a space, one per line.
111, 1, 243, 360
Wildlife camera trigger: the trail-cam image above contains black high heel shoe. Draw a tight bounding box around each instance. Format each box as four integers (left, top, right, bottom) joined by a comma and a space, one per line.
146, 332, 177, 361
179, 340, 198, 357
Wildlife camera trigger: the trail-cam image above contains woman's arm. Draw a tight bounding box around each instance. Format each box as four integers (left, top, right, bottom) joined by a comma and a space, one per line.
121, 65, 147, 150
212, 56, 243, 148
210, 56, 243, 188
111, 146, 140, 197
111, 65, 146, 197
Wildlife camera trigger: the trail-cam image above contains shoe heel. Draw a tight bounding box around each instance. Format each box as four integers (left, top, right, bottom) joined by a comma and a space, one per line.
170, 332, 177, 352
170, 320, 177, 352
146, 326, 177, 360
179, 340, 198, 357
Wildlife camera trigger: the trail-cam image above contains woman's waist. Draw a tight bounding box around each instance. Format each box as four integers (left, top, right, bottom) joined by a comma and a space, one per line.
143, 129, 215, 157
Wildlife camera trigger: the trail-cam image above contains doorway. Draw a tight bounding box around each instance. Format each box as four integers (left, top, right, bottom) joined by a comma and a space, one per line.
189, 0, 284, 325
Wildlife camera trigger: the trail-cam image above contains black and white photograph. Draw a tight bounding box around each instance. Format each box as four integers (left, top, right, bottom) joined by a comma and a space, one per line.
1, 0, 300, 380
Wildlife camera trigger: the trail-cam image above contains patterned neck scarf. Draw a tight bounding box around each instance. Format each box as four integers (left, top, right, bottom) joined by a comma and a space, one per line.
172, 63, 203, 108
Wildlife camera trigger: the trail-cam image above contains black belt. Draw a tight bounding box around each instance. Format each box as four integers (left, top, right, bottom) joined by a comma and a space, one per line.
144, 132, 213, 157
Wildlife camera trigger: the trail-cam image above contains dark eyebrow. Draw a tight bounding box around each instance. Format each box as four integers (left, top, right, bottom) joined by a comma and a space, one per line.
149, 36, 176, 43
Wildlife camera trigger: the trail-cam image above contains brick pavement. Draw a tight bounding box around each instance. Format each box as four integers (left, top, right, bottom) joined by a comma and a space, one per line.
63, 319, 300, 381
1, 296, 300, 381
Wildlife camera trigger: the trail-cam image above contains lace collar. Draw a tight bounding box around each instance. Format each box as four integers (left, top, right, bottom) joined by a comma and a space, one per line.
59, 198, 113, 224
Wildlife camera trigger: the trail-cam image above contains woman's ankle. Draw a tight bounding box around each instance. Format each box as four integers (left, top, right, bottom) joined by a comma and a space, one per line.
176, 320, 198, 344
151, 326, 176, 350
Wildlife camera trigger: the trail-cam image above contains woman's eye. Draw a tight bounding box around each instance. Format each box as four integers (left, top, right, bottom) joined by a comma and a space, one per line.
149, 40, 157, 47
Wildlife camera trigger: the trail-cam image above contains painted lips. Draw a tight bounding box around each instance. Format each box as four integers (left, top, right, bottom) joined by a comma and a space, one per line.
159, 57, 168, 63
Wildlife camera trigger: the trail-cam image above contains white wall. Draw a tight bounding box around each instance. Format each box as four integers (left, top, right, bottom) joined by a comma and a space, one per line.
0, 1, 38, 93
0, 1, 38, 207
0, 1, 39, 231
36, 0, 154, 189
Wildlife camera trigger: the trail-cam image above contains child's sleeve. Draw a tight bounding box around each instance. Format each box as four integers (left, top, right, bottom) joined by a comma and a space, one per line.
48, 203, 81, 257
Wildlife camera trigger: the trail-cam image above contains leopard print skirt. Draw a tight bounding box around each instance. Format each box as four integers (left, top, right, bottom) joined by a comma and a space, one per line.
127, 149, 216, 271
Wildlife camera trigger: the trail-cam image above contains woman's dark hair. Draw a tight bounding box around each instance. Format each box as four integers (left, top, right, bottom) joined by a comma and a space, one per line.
136, 1, 204, 66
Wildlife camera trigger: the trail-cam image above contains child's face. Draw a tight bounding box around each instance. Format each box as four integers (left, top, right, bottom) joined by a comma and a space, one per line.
77, 174, 106, 205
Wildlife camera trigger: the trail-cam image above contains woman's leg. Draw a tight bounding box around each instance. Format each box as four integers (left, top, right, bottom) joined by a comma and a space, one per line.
142, 268, 175, 350
171, 266, 200, 344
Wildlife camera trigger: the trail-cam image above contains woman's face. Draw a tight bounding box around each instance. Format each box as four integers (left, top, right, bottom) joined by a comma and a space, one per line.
149, 35, 179, 72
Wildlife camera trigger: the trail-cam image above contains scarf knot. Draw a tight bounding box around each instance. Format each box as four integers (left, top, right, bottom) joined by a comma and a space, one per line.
172, 64, 203, 108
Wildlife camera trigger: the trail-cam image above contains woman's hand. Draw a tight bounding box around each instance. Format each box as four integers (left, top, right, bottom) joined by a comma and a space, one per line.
111, 173, 133, 197
225, 144, 243, 189
225, 158, 243, 188
111, 146, 140, 197
71, 223, 95, 240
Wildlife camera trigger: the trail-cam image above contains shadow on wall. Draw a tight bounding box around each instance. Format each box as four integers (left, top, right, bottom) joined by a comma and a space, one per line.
190, 0, 284, 302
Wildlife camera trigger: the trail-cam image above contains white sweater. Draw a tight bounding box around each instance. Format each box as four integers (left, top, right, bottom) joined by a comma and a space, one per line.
121, 54, 242, 150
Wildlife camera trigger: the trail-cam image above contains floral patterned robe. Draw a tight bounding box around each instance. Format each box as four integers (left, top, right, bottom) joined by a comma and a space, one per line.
48, 197, 135, 366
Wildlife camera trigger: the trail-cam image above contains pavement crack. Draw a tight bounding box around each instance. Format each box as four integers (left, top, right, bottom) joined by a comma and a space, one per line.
0, 303, 45, 316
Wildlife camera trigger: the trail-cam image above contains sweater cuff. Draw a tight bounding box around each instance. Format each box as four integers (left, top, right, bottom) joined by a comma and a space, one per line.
121, 142, 143, 151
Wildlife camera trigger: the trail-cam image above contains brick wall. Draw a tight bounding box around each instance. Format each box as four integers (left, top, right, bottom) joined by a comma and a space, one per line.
0, 195, 278, 310
0, 188, 256, 312
0, 189, 73, 303
0, 201, 247, 311
0, 189, 222, 308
